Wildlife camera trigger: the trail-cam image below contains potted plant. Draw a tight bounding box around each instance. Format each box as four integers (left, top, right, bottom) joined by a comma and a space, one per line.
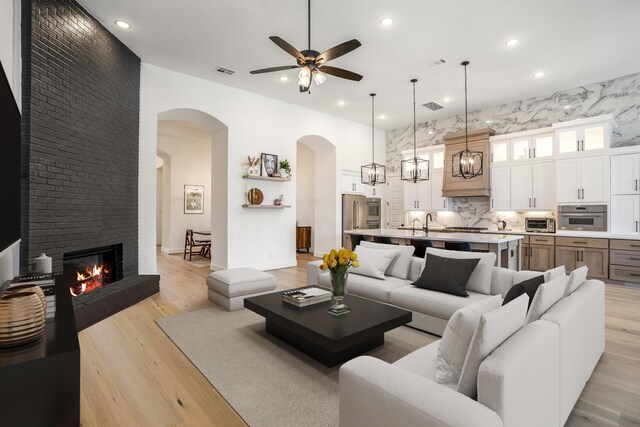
279, 159, 292, 179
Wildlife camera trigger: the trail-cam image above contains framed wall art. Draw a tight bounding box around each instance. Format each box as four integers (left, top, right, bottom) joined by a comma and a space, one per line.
261, 153, 278, 177
184, 185, 204, 214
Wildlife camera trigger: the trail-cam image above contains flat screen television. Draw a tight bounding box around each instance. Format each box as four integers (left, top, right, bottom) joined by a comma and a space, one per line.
0, 61, 21, 254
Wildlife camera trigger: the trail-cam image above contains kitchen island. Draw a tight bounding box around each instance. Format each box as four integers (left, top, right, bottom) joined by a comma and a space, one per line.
345, 228, 523, 270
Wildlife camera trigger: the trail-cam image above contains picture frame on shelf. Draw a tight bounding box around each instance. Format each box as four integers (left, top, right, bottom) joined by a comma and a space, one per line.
184, 185, 204, 214
261, 153, 278, 177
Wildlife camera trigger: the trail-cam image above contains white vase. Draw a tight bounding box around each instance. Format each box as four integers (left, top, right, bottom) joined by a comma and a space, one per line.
33, 253, 52, 273
247, 166, 260, 176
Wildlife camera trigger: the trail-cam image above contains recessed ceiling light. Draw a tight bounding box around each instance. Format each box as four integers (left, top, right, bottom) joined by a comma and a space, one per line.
278, 76, 288, 82
115, 20, 130, 29
505, 39, 519, 47
379, 17, 394, 26
379, 114, 386, 119
337, 100, 346, 106
428, 131, 434, 135
443, 97, 451, 103
533, 71, 545, 78
563, 105, 571, 109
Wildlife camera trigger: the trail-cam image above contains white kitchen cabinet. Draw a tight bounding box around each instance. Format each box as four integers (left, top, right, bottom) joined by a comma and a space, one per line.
490, 165, 510, 211
430, 171, 448, 211
401, 146, 447, 212
510, 133, 554, 163
611, 153, 640, 195
365, 184, 383, 198
611, 195, 640, 235
510, 161, 556, 210
556, 156, 608, 203
555, 119, 610, 157
403, 180, 430, 210
531, 161, 556, 210
490, 140, 509, 164
510, 164, 533, 210
341, 171, 365, 195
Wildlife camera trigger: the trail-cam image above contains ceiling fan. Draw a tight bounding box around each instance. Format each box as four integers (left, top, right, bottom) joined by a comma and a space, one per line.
249, 0, 363, 92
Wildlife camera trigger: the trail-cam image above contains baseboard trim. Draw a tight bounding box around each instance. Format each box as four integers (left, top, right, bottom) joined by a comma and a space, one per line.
161, 247, 184, 255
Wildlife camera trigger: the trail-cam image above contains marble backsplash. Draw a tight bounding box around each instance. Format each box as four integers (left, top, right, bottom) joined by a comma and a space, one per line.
406, 199, 555, 232
387, 72, 639, 174
390, 71, 639, 228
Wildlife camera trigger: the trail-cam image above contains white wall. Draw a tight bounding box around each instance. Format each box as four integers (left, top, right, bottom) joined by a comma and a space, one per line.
157, 121, 212, 253
139, 64, 386, 273
296, 142, 315, 250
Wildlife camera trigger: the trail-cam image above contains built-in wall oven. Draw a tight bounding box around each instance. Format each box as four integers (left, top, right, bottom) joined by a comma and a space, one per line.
366, 198, 381, 221
558, 205, 607, 232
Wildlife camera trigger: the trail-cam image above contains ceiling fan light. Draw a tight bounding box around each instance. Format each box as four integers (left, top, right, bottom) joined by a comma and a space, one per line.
313, 70, 326, 85
298, 67, 311, 87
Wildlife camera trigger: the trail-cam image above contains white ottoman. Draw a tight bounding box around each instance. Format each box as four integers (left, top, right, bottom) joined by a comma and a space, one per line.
206, 268, 277, 311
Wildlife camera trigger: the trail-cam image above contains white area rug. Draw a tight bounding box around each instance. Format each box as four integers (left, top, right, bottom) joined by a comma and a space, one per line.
156, 304, 436, 427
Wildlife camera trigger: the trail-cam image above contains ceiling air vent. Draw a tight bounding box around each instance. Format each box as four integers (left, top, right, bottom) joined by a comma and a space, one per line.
430, 58, 447, 67
215, 66, 235, 75
423, 101, 445, 111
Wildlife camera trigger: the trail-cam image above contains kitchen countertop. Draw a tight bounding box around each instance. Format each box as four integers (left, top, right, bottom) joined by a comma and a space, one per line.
345, 229, 523, 244
397, 227, 639, 240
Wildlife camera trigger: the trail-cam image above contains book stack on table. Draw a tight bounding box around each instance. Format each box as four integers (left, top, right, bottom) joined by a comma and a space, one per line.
283, 286, 332, 307
10, 273, 56, 321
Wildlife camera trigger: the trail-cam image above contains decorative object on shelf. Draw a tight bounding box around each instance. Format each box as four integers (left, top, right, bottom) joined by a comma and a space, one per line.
33, 253, 52, 274
401, 79, 429, 183
361, 93, 386, 186
247, 188, 264, 205
249, 0, 362, 93
319, 247, 359, 315
279, 159, 292, 179
261, 153, 278, 177
0, 285, 46, 348
274, 194, 285, 205
452, 61, 483, 179
184, 185, 204, 214
247, 156, 260, 177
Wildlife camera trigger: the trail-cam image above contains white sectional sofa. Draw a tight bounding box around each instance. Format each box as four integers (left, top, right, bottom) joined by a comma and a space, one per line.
308, 248, 536, 336
338, 278, 604, 427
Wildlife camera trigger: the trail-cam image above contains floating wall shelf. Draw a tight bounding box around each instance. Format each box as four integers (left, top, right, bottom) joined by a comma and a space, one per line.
242, 204, 291, 209
242, 175, 290, 182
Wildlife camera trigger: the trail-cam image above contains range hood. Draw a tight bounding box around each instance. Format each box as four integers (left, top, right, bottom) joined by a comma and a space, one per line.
442, 128, 495, 197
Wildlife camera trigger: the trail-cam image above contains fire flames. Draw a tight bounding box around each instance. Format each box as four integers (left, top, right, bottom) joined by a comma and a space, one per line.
69, 263, 111, 296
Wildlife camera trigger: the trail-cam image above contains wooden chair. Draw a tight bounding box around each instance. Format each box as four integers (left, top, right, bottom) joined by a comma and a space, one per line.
184, 229, 211, 261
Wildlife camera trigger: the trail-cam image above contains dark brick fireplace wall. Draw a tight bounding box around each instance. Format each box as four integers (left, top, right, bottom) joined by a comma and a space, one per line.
21, 0, 141, 275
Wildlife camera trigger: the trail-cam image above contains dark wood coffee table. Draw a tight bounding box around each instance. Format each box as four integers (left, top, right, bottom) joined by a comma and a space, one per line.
244, 289, 412, 367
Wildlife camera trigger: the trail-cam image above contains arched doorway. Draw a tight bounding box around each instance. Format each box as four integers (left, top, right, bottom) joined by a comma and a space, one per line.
156, 109, 229, 270
296, 135, 339, 256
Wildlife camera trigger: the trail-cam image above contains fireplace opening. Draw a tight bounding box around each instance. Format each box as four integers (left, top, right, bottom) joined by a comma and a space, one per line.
63, 244, 123, 297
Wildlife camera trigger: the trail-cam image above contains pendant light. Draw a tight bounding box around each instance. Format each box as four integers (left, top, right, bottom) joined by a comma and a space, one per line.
401, 79, 429, 183
452, 61, 483, 179
361, 93, 386, 186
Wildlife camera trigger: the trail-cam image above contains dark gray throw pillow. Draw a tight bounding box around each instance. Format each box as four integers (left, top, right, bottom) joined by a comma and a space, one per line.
502, 275, 545, 309
412, 253, 480, 297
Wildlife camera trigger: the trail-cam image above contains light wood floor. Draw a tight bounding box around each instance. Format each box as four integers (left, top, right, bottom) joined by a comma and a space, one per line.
78, 252, 640, 427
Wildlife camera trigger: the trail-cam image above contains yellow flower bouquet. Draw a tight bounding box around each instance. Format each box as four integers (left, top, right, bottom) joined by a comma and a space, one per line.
319, 248, 358, 313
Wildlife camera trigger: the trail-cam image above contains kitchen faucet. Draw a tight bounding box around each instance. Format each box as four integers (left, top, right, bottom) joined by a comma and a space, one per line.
411, 218, 422, 232
425, 213, 433, 233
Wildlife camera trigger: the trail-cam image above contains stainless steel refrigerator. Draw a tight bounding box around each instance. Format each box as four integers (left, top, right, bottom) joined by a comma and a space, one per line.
342, 194, 367, 249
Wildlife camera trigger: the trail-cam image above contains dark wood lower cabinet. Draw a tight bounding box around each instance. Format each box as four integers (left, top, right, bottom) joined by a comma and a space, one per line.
555, 246, 608, 279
